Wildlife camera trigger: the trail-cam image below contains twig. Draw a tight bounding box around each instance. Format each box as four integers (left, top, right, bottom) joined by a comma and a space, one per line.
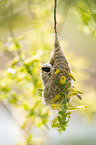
54, 0, 57, 40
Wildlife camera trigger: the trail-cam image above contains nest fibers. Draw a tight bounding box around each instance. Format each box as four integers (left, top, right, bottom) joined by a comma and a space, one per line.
41, 37, 72, 105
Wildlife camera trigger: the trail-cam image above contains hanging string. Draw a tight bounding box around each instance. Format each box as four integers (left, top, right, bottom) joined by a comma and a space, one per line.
54, 0, 57, 40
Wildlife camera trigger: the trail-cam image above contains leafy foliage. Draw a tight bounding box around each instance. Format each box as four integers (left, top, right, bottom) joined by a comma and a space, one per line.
50, 72, 85, 131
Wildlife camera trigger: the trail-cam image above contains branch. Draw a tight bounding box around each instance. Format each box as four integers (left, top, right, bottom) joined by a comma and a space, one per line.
54, 0, 57, 40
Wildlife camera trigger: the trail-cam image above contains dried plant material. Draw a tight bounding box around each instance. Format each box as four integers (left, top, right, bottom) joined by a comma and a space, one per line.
41, 37, 72, 105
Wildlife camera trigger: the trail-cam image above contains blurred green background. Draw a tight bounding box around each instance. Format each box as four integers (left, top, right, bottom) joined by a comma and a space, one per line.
0, 0, 96, 145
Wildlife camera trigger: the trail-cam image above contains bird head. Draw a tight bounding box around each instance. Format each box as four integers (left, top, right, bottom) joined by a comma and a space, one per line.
40, 63, 52, 86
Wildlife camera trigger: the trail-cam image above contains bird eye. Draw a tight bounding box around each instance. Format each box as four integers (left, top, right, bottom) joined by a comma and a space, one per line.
42, 67, 50, 72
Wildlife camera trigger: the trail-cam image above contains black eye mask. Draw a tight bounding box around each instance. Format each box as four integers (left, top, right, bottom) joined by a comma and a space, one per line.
42, 67, 50, 72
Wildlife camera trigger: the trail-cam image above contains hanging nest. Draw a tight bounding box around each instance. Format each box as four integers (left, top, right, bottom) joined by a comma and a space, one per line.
41, 37, 86, 131
41, 37, 76, 105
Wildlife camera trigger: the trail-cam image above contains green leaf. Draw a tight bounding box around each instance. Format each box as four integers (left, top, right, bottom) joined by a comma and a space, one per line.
60, 76, 66, 85
61, 125, 66, 131
55, 69, 60, 74
67, 73, 75, 81
57, 116, 62, 123
50, 94, 61, 103
60, 92, 65, 98
50, 104, 62, 110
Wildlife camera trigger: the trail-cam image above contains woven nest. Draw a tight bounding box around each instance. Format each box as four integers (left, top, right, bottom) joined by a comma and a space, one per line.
41, 37, 72, 105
